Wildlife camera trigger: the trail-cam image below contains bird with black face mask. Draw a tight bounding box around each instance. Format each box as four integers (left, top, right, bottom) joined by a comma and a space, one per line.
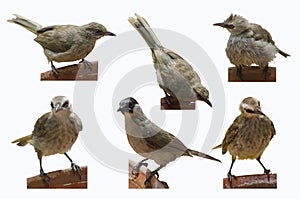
214, 14, 290, 80
213, 97, 276, 187
7, 14, 116, 77
118, 97, 221, 185
12, 96, 83, 186
128, 14, 212, 107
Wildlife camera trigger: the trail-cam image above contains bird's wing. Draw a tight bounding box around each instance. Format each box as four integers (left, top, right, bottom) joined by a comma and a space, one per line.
250, 23, 275, 44
70, 112, 83, 132
221, 115, 242, 154
165, 49, 204, 92
34, 25, 74, 53
143, 128, 188, 154
32, 112, 55, 137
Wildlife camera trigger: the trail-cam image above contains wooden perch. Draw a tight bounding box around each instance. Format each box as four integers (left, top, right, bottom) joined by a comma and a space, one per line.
161, 96, 195, 110
27, 166, 87, 189
128, 160, 169, 189
228, 66, 276, 82
223, 173, 277, 189
40, 61, 98, 81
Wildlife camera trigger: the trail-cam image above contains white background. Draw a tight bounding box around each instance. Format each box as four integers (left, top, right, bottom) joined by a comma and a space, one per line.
1, 0, 298, 197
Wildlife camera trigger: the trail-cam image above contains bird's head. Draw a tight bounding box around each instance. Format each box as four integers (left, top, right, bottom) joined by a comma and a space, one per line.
239, 97, 265, 115
83, 22, 116, 39
50, 96, 72, 116
214, 14, 250, 34
196, 87, 212, 107
117, 97, 140, 115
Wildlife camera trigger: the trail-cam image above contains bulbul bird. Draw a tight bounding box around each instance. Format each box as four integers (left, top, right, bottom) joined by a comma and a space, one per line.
12, 96, 83, 186
214, 14, 290, 80
118, 97, 221, 185
128, 14, 212, 107
213, 97, 275, 186
7, 14, 116, 77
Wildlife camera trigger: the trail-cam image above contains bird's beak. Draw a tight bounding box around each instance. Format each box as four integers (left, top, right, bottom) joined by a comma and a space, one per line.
104, 31, 116, 36
117, 107, 121, 112
55, 104, 62, 112
255, 107, 265, 116
204, 99, 213, 107
213, 22, 234, 29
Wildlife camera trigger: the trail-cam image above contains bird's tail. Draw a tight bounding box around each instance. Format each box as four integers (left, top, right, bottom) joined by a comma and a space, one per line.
212, 144, 222, 150
278, 49, 290, 58
7, 14, 42, 34
128, 13, 162, 49
188, 149, 221, 163
12, 134, 32, 146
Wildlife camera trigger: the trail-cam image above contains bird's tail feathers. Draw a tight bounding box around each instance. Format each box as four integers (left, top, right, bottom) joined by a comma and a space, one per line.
188, 149, 221, 163
12, 134, 32, 146
212, 144, 222, 150
7, 14, 42, 34
128, 13, 162, 49
278, 49, 290, 58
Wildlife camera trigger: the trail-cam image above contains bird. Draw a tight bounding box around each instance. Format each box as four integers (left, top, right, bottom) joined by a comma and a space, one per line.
128, 14, 212, 107
213, 97, 275, 186
117, 97, 221, 185
214, 14, 290, 80
12, 96, 83, 186
7, 14, 116, 77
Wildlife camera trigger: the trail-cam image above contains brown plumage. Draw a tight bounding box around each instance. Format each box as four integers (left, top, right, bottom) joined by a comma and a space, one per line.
213, 97, 275, 186
214, 14, 290, 80
118, 97, 220, 185
12, 96, 83, 186
7, 14, 116, 77
128, 14, 212, 107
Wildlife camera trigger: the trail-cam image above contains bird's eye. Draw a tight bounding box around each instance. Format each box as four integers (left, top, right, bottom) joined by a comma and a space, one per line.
128, 102, 134, 109
95, 29, 101, 34
62, 100, 69, 108
51, 102, 54, 109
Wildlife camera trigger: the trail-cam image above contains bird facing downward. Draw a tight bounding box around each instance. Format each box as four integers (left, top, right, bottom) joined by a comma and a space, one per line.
12, 96, 83, 186
7, 14, 116, 77
118, 97, 220, 185
214, 14, 290, 80
213, 97, 275, 187
128, 14, 212, 107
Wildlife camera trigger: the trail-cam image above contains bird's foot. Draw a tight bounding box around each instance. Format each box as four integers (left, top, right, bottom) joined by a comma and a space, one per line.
71, 162, 82, 180
144, 170, 159, 185
80, 59, 93, 71
51, 62, 59, 78
264, 168, 271, 181
263, 66, 269, 80
236, 66, 244, 81
40, 169, 50, 187
131, 161, 148, 178
227, 172, 237, 188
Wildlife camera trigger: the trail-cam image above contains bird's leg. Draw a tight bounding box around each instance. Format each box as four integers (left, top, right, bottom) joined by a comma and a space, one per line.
257, 158, 271, 181
50, 61, 59, 78
236, 65, 243, 81
131, 158, 148, 177
64, 153, 82, 179
263, 65, 269, 80
227, 158, 236, 188
39, 158, 50, 187
163, 90, 172, 106
144, 165, 164, 185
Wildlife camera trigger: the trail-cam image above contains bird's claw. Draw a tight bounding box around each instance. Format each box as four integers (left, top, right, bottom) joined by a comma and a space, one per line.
80, 59, 93, 71
71, 162, 82, 179
227, 172, 237, 188
264, 169, 271, 181
40, 169, 50, 187
131, 162, 148, 178
144, 170, 159, 185
263, 66, 269, 80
